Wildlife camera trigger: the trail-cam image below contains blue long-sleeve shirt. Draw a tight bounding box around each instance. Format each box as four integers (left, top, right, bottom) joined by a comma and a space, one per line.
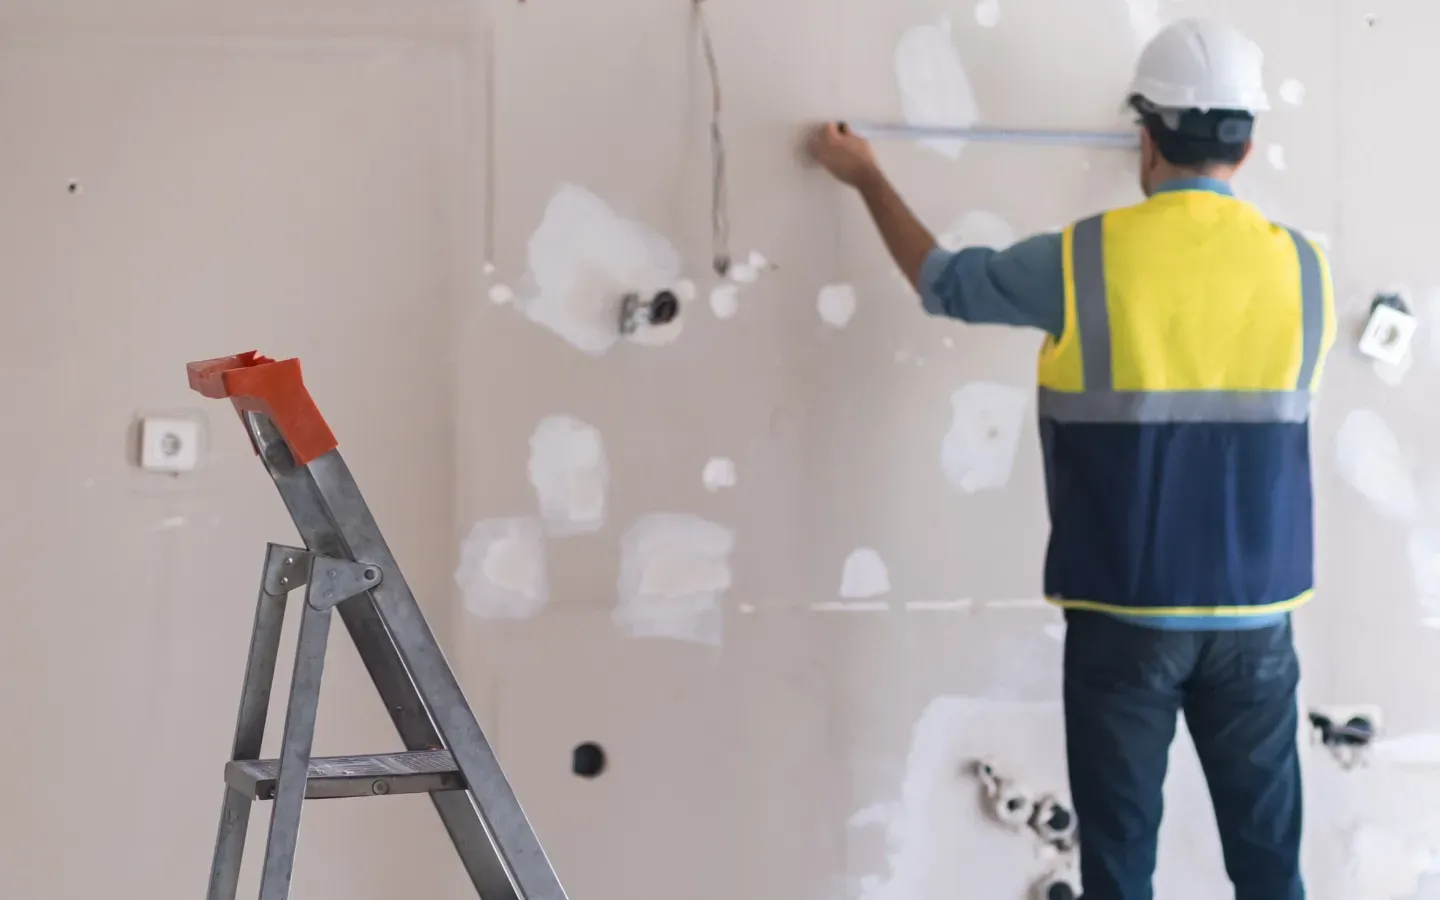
919, 177, 1286, 632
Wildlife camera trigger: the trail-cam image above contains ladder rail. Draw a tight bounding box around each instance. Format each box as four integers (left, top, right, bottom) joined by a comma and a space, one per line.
243, 410, 565, 900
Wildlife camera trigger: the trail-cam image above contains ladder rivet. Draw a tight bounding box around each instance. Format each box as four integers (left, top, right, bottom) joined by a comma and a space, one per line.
325, 590, 335, 599
363, 568, 378, 581
372, 779, 390, 795
280, 576, 289, 585
286, 557, 294, 565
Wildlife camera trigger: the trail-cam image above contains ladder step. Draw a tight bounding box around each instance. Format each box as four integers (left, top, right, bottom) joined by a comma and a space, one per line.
225, 750, 466, 800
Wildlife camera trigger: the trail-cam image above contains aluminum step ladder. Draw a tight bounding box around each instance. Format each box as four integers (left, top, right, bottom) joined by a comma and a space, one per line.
189, 351, 568, 900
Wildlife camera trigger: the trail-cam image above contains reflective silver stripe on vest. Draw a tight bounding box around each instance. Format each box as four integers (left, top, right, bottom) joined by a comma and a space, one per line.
1071, 215, 1111, 391
1038, 388, 1312, 423
1049, 214, 1323, 423
1286, 228, 1324, 390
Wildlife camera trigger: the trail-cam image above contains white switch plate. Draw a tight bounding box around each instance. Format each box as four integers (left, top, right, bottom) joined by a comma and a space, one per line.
140, 417, 201, 472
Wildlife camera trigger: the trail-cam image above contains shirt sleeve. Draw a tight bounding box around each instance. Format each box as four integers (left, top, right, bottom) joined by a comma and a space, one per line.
917, 232, 1066, 339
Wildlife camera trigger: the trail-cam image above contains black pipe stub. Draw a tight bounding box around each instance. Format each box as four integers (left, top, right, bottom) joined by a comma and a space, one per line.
572, 742, 607, 778
1046, 882, 1077, 900
649, 290, 679, 326
618, 289, 681, 336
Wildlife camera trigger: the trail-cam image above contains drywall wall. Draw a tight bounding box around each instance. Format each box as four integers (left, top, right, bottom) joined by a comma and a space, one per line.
6, 0, 1440, 899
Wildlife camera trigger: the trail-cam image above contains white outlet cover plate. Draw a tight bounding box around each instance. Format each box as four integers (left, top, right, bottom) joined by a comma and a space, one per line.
1358, 305, 1417, 366
140, 417, 200, 472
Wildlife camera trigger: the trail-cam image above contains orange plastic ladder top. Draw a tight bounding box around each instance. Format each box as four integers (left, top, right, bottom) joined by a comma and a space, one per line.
186, 351, 338, 465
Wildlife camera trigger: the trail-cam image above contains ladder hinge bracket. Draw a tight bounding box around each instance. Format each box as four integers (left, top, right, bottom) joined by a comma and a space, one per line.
305, 558, 383, 610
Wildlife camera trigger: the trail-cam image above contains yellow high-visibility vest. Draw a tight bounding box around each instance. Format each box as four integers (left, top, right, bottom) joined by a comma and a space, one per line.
1038, 185, 1336, 620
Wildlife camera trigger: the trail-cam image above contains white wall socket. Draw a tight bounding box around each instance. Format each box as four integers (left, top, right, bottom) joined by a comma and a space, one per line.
140, 416, 202, 473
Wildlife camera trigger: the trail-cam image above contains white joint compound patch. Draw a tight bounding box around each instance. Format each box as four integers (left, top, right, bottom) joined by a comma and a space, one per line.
614, 514, 735, 645
894, 19, 980, 160
513, 184, 683, 356
974, 0, 1000, 28
702, 457, 737, 492
938, 210, 1016, 252
942, 383, 1029, 493
840, 547, 892, 599
454, 517, 548, 619
1279, 78, 1307, 106
818, 284, 858, 329
488, 283, 515, 305
1267, 144, 1288, 171
1336, 409, 1418, 522
528, 415, 608, 536
710, 284, 740, 320
855, 697, 1231, 900
1344, 823, 1440, 899
1123, 0, 1165, 47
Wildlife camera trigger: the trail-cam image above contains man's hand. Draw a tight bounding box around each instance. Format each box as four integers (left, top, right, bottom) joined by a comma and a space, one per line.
807, 122, 881, 189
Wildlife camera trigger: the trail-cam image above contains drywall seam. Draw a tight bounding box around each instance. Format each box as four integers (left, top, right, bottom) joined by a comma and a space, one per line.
894, 18, 979, 159
453, 517, 548, 619
528, 414, 608, 536
512, 183, 683, 355
941, 383, 1029, 492
613, 514, 735, 645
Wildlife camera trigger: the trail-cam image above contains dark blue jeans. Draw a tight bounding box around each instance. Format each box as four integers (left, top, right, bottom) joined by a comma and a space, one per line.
1064, 611, 1304, 900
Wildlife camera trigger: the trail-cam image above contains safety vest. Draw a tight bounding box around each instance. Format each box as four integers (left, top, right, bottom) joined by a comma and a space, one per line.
1038, 186, 1335, 620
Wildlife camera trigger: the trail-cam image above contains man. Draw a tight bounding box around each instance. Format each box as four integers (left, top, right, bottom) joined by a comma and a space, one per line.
807, 18, 1334, 900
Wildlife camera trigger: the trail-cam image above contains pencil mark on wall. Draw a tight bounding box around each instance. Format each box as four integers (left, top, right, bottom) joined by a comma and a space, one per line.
454, 517, 549, 619
819, 284, 859, 329
894, 18, 980, 160
513, 184, 683, 356
529, 414, 609, 536
841, 547, 892, 599
614, 514, 735, 646
942, 383, 1029, 493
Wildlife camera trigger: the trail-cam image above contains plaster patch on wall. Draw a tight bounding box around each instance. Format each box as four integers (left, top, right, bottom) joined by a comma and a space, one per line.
986, 598, 1048, 610
905, 599, 975, 612
941, 383, 1029, 492
1343, 823, 1440, 900
841, 547, 892, 599
1375, 350, 1414, 386
894, 19, 980, 160
453, 517, 548, 619
157, 516, 187, 530
528, 415, 608, 536
1336, 409, 1418, 522
819, 284, 859, 328
613, 514, 734, 645
1373, 733, 1440, 767
703, 456, 737, 492
710, 284, 740, 320
514, 184, 682, 356
1408, 531, 1440, 621
488, 283, 515, 305
1267, 144, 1288, 171
727, 250, 771, 284
812, 600, 890, 612
1122, 0, 1165, 46
1279, 78, 1307, 106
937, 210, 1016, 252
974, 0, 1000, 28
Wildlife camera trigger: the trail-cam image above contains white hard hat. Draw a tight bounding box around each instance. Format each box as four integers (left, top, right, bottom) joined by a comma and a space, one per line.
1129, 19, 1269, 113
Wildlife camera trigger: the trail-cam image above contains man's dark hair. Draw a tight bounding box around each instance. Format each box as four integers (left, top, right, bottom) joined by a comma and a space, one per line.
1129, 95, 1254, 169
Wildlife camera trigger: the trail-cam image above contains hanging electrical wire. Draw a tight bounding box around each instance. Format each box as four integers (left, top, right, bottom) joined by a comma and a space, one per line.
693, 0, 731, 277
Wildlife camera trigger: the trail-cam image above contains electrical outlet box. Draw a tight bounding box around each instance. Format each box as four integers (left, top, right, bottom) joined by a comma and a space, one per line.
1309, 704, 1383, 745
1358, 300, 1417, 366
140, 417, 201, 473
